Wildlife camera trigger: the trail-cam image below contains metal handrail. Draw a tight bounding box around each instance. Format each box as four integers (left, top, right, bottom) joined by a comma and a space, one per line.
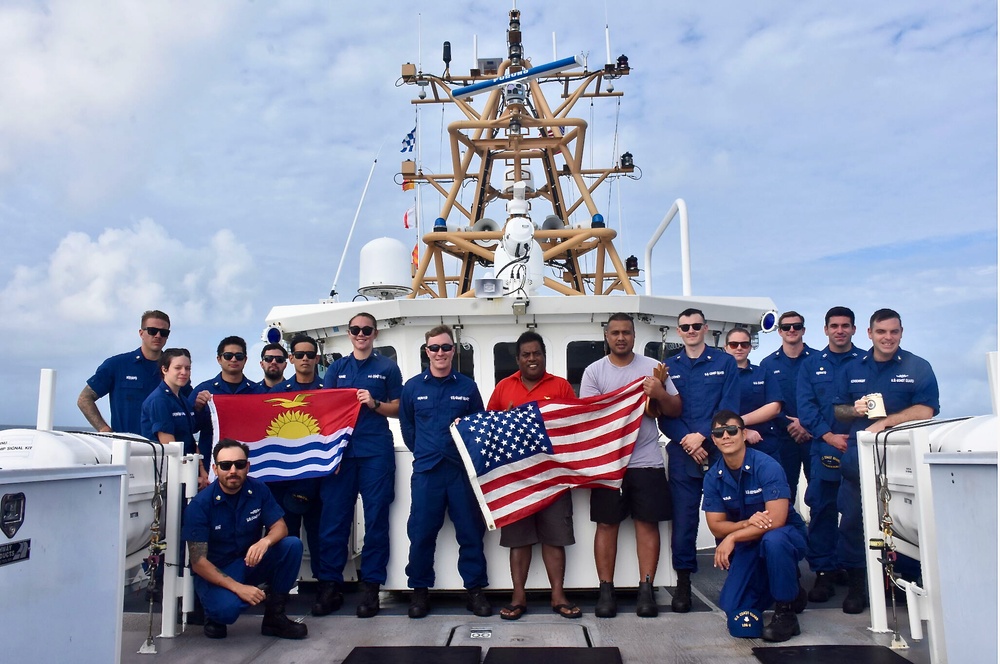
643, 198, 691, 296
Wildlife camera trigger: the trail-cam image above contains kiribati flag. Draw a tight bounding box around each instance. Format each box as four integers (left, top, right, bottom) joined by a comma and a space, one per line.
451, 378, 647, 529
210, 389, 362, 482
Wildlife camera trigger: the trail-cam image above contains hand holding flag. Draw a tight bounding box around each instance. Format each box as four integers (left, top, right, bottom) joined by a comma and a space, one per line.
210, 389, 362, 482
451, 378, 648, 529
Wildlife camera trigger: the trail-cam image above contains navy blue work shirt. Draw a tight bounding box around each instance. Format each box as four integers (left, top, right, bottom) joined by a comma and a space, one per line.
323, 352, 403, 458
658, 346, 740, 477
86, 348, 161, 435
399, 369, 484, 472
181, 476, 285, 569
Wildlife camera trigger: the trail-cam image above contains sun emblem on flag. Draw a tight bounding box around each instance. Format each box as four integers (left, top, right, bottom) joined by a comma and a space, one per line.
266, 411, 321, 438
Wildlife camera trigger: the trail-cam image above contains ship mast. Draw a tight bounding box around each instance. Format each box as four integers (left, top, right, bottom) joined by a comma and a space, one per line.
399, 8, 637, 298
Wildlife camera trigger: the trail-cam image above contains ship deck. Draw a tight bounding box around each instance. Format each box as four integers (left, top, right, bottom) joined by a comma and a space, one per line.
121, 555, 931, 664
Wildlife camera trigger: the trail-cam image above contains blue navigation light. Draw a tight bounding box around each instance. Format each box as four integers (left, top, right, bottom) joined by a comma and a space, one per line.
591, 213, 605, 228
433, 217, 447, 231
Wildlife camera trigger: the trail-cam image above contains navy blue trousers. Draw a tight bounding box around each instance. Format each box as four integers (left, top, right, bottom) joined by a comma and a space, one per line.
267, 479, 322, 578
405, 462, 487, 589
778, 436, 811, 504
316, 454, 396, 585
719, 526, 806, 614
805, 455, 841, 572
668, 467, 703, 572
194, 537, 303, 624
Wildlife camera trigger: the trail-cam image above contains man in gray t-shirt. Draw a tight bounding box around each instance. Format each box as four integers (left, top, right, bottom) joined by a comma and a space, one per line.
579, 313, 681, 618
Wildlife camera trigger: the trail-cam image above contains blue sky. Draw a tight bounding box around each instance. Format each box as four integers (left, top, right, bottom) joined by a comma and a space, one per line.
0, 1, 995, 426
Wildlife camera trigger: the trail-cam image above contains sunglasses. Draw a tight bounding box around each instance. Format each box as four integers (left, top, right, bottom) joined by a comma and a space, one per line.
262, 355, 287, 364
711, 425, 744, 439
144, 326, 171, 338
678, 323, 704, 332
291, 351, 318, 360
779, 323, 805, 332
348, 325, 375, 337
216, 459, 248, 471
220, 352, 246, 361
426, 343, 455, 353
727, 341, 751, 350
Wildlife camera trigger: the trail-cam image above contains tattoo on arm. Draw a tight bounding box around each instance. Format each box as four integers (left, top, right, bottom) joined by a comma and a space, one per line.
77, 386, 110, 431
214, 566, 229, 579
834, 404, 856, 422
188, 541, 207, 566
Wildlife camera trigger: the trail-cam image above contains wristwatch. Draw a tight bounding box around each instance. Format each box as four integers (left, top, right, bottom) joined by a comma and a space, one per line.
372, 399, 381, 411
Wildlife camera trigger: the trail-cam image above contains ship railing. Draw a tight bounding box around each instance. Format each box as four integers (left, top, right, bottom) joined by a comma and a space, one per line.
644, 198, 692, 297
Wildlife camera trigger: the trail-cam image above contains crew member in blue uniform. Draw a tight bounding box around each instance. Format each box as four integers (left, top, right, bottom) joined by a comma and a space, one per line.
258, 343, 288, 391
834, 308, 939, 614
658, 307, 739, 612
759, 311, 814, 502
190, 336, 265, 472
796, 306, 861, 603
703, 410, 807, 643
141, 347, 207, 488
316, 313, 403, 618
399, 324, 490, 619
78, 309, 171, 435
724, 327, 783, 461
182, 438, 307, 640
269, 333, 326, 610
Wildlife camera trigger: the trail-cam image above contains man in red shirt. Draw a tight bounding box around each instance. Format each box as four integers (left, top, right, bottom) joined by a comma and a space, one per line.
488, 331, 579, 620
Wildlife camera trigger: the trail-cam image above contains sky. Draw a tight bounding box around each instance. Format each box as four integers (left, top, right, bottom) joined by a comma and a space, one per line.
0, 0, 996, 427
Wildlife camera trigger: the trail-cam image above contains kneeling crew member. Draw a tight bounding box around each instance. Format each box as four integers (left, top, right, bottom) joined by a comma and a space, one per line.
703, 410, 807, 643
182, 438, 308, 640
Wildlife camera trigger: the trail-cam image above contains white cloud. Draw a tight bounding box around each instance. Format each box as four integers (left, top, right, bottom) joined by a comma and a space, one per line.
0, 218, 255, 330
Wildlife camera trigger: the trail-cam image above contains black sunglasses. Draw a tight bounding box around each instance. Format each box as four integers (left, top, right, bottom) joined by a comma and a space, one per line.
291, 351, 318, 360
727, 341, 751, 350
678, 323, 704, 332
779, 323, 805, 332
221, 352, 246, 361
144, 326, 171, 338
348, 325, 375, 336
711, 425, 744, 439
262, 355, 287, 364
216, 459, 248, 471
426, 343, 455, 353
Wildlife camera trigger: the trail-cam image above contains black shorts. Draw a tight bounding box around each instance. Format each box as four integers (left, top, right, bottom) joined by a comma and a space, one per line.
499, 491, 575, 547
590, 467, 672, 524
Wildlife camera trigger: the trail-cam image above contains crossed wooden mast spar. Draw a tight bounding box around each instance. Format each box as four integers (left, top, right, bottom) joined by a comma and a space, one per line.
400, 9, 638, 299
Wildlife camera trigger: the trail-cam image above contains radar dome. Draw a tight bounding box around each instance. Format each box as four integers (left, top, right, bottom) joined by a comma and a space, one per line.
358, 237, 414, 299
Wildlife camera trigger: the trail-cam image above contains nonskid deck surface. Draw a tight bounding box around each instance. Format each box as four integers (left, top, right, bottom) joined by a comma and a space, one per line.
121, 559, 931, 664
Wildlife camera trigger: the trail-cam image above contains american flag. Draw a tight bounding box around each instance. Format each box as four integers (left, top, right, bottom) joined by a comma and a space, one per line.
451, 378, 647, 529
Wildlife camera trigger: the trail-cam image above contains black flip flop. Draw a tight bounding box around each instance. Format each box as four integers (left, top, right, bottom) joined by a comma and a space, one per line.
500, 604, 528, 620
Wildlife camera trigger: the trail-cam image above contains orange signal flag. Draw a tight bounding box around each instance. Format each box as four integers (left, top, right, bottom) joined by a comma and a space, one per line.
402, 180, 415, 191
412, 243, 419, 266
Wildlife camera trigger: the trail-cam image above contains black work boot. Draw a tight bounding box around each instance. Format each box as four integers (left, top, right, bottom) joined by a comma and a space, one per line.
842, 568, 869, 614
356, 581, 381, 618
311, 581, 343, 616
671, 570, 692, 613
808, 571, 836, 602
203, 619, 227, 639
636, 581, 658, 617
408, 587, 430, 619
261, 593, 308, 639
466, 587, 492, 617
594, 581, 617, 618
761, 602, 801, 642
